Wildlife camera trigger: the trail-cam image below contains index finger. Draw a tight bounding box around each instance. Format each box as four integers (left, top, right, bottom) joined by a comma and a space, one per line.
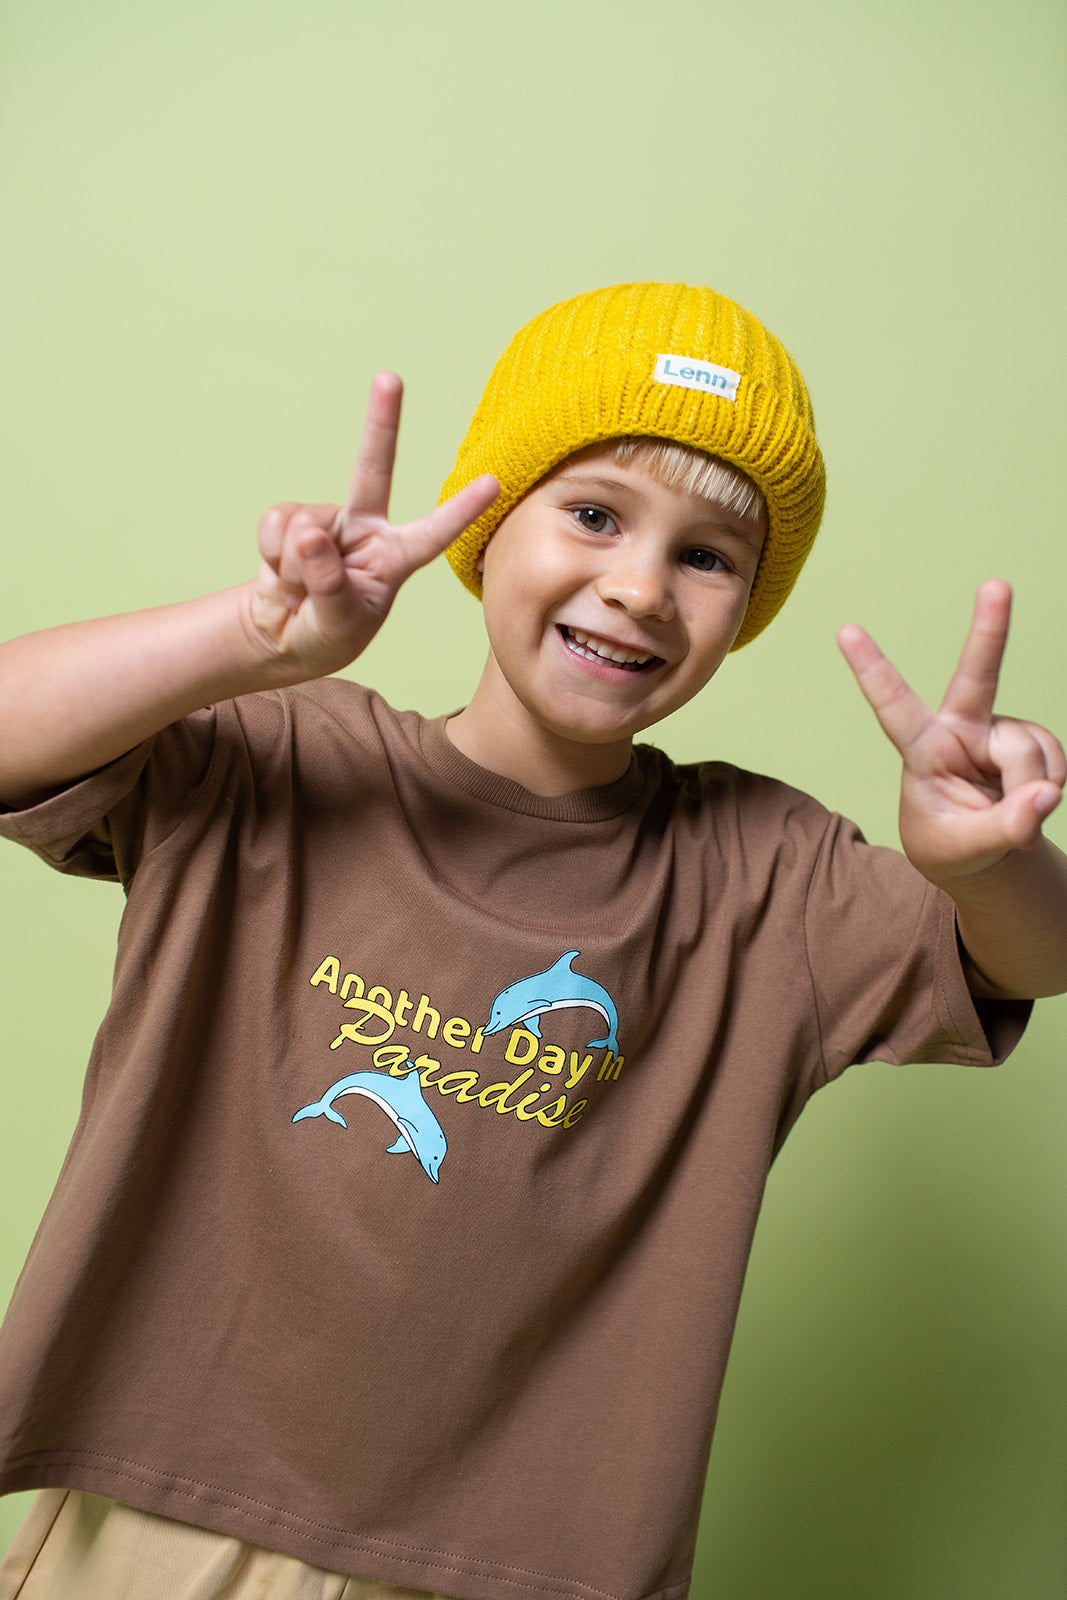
343, 370, 404, 522
837, 623, 931, 753
940, 579, 1012, 723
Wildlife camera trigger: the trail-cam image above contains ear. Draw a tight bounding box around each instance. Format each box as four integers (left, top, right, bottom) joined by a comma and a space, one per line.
476, 543, 487, 574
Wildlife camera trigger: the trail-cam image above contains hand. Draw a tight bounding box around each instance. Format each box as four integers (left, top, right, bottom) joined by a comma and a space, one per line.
246, 371, 498, 680
837, 580, 1065, 885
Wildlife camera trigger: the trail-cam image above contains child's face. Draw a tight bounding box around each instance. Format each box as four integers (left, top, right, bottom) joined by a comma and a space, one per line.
476, 446, 766, 759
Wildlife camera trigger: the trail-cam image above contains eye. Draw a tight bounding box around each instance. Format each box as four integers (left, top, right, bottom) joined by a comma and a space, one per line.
572, 505, 615, 534
681, 547, 726, 573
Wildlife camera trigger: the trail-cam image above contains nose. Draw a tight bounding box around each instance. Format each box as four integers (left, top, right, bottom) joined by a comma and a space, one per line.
595, 546, 675, 623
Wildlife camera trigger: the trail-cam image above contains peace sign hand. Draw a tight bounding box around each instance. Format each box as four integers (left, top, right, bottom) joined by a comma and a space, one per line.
246, 371, 498, 681
837, 580, 1065, 887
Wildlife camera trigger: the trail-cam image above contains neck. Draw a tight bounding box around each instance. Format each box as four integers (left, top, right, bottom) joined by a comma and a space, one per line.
446, 663, 634, 798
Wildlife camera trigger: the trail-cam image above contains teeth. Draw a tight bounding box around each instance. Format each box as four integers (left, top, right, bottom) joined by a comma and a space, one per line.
568, 628, 653, 667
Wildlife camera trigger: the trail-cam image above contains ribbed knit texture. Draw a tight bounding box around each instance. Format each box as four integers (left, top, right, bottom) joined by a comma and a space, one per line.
441, 282, 825, 648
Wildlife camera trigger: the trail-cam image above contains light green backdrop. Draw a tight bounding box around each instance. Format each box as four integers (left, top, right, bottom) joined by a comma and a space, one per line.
1, 2, 1064, 1594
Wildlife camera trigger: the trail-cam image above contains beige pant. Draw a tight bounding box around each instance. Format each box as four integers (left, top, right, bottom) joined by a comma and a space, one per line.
0, 1491, 455, 1600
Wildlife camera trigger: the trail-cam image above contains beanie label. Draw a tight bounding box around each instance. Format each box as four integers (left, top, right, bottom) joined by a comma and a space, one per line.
654, 353, 740, 402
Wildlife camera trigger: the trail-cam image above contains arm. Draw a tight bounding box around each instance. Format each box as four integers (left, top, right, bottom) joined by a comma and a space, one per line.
0, 373, 497, 809
837, 580, 1067, 999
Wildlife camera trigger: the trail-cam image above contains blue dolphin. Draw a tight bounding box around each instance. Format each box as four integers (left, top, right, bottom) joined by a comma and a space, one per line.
293, 1064, 447, 1183
483, 950, 620, 1054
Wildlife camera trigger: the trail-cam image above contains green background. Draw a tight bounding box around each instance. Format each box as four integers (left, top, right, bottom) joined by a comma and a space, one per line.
1, 1, 1064, 1593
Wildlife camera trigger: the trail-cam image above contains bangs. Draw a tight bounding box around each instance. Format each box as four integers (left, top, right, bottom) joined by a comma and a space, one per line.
603, 437, 766, 524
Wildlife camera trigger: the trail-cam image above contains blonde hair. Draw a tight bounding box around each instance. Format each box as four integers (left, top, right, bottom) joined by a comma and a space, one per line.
601, 437, 766, 524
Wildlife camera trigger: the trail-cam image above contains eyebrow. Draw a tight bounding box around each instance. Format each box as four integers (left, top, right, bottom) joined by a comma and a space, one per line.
552, 471, 765, 552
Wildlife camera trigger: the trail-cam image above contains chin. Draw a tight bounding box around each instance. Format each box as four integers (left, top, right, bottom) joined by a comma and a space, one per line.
539, 708, 650, 749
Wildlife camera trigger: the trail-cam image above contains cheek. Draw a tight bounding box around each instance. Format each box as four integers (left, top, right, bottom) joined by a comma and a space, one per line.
478, 523, 519, 591
482, 531, 568, 612
685, 599, 749, 674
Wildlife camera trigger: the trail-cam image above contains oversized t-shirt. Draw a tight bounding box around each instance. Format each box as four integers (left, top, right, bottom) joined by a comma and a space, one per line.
0, 682, 1028, 1600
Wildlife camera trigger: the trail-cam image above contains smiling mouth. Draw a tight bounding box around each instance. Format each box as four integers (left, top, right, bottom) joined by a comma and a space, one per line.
559, 626, 664, 672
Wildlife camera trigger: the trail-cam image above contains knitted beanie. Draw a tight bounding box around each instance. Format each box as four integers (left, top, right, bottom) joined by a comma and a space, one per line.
441, 281, 824, 649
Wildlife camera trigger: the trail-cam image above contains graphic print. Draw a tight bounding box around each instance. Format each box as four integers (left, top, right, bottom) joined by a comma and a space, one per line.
483, 950, 620, 1054
293, 1060, 447, 1183
294, 949, 626, 1182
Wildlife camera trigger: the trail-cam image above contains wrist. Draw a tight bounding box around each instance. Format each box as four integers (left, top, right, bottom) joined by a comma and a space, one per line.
944, 838, 1067, 999
238, 577, 368, 689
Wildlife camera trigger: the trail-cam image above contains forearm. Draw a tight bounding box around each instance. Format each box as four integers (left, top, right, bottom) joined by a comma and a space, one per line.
0, 583, 292, 808
947, 838, 1067, 999
0, 383, 497, 813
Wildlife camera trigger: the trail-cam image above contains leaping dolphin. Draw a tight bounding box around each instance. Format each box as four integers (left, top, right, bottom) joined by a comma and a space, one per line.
483, 950, 620, 1054
293, 1064, 447, 1183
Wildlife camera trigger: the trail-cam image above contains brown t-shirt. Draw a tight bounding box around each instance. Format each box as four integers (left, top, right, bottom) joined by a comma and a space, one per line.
0, 683, 1028, 1600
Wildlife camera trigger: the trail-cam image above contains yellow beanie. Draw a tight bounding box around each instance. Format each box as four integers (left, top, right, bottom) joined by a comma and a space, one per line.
442, 281, 825, 649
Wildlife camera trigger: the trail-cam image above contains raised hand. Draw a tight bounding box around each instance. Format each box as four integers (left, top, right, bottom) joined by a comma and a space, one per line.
837, 580, 1065, 886
247, 371, 498, 680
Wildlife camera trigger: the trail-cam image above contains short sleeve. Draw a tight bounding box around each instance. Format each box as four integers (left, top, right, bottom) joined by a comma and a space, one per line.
803, 811, 1030, 1086
0, 707, 219, 886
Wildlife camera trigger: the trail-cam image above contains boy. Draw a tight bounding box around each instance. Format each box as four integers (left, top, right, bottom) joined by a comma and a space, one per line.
0, 281, 1064, 1600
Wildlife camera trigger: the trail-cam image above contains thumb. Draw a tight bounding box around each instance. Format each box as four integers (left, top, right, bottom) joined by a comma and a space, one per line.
993, 780, 1062, 851
293, 527, 391, 638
